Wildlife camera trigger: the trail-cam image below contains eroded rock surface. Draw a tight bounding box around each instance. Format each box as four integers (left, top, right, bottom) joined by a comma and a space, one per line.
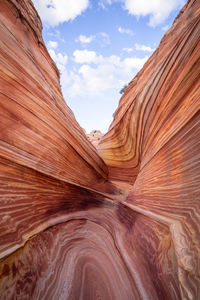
0, 0, 199, 299
87, 130, 104, 147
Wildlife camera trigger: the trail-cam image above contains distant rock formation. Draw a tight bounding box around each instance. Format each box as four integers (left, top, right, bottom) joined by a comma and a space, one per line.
0, 0, 199, 299
87, 130, 104, 147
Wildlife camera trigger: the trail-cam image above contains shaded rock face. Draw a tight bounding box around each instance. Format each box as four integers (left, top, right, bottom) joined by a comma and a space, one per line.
0, 0, 199, 299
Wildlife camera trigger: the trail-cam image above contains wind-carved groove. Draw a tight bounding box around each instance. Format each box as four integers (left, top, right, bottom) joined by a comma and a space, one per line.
0, 0, 199, 299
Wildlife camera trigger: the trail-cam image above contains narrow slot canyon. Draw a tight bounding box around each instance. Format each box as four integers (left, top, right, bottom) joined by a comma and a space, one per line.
0, 0, 199, 299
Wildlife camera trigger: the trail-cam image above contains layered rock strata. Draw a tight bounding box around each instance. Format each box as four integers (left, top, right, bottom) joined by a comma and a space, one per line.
98, 0, 200, 298
0, 0, 109, 191
0, 0, 199, 300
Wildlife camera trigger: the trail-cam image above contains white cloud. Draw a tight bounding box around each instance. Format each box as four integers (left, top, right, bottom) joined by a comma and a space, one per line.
99, 32, 110, 45
47, 30, 65, 42
32, 0, 89, 27
98, 0, 113, 7
135, 43, 155, 52
73, 50, 102, 64
76, 35, 95, 44
99, 0, 185, 27
49, 49, 68, 72
47, 40, 58, 49
73, 50, 123, 66
118, 26, 134, 35
123, 0, 185, 27
63, 49, 148, 97
123, 56, 148, 70
77, 64, 116, 93
98, 1, 106, 9
123, 47, 134, 52
75, 33, 110, 47
123, 44, 155, 53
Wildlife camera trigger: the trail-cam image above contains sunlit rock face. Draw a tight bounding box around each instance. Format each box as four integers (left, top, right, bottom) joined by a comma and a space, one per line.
87, 130, 104, 147
0, 0, 199, 300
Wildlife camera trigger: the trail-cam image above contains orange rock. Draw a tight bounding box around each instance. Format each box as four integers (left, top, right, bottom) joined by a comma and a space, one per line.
0, 0, 199, 299
0, 0, 108, 191
98, 0, 200, 185
98, 0, 200, 298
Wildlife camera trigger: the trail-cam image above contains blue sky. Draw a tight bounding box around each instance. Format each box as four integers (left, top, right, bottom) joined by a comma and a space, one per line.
32, 0, 186, 133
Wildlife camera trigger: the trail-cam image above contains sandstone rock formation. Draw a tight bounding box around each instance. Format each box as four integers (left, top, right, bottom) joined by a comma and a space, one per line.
0, 0, 199, 299
87, 130, 104, 147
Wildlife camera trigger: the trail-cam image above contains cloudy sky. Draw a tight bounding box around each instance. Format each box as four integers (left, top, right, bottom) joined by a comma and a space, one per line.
32, 0, 186, 133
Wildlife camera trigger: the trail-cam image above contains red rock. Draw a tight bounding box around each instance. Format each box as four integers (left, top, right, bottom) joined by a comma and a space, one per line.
98, 0, 200, 298
0, 0, 199, 299
0, 0, 108, 191
98, 0, 200, 185
0, 0, 118, 268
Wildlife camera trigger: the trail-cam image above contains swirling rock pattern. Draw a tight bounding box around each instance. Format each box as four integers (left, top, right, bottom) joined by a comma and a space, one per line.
0, 0, 108, 190
98, 0, 200, 298
0, 0, 199, 299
